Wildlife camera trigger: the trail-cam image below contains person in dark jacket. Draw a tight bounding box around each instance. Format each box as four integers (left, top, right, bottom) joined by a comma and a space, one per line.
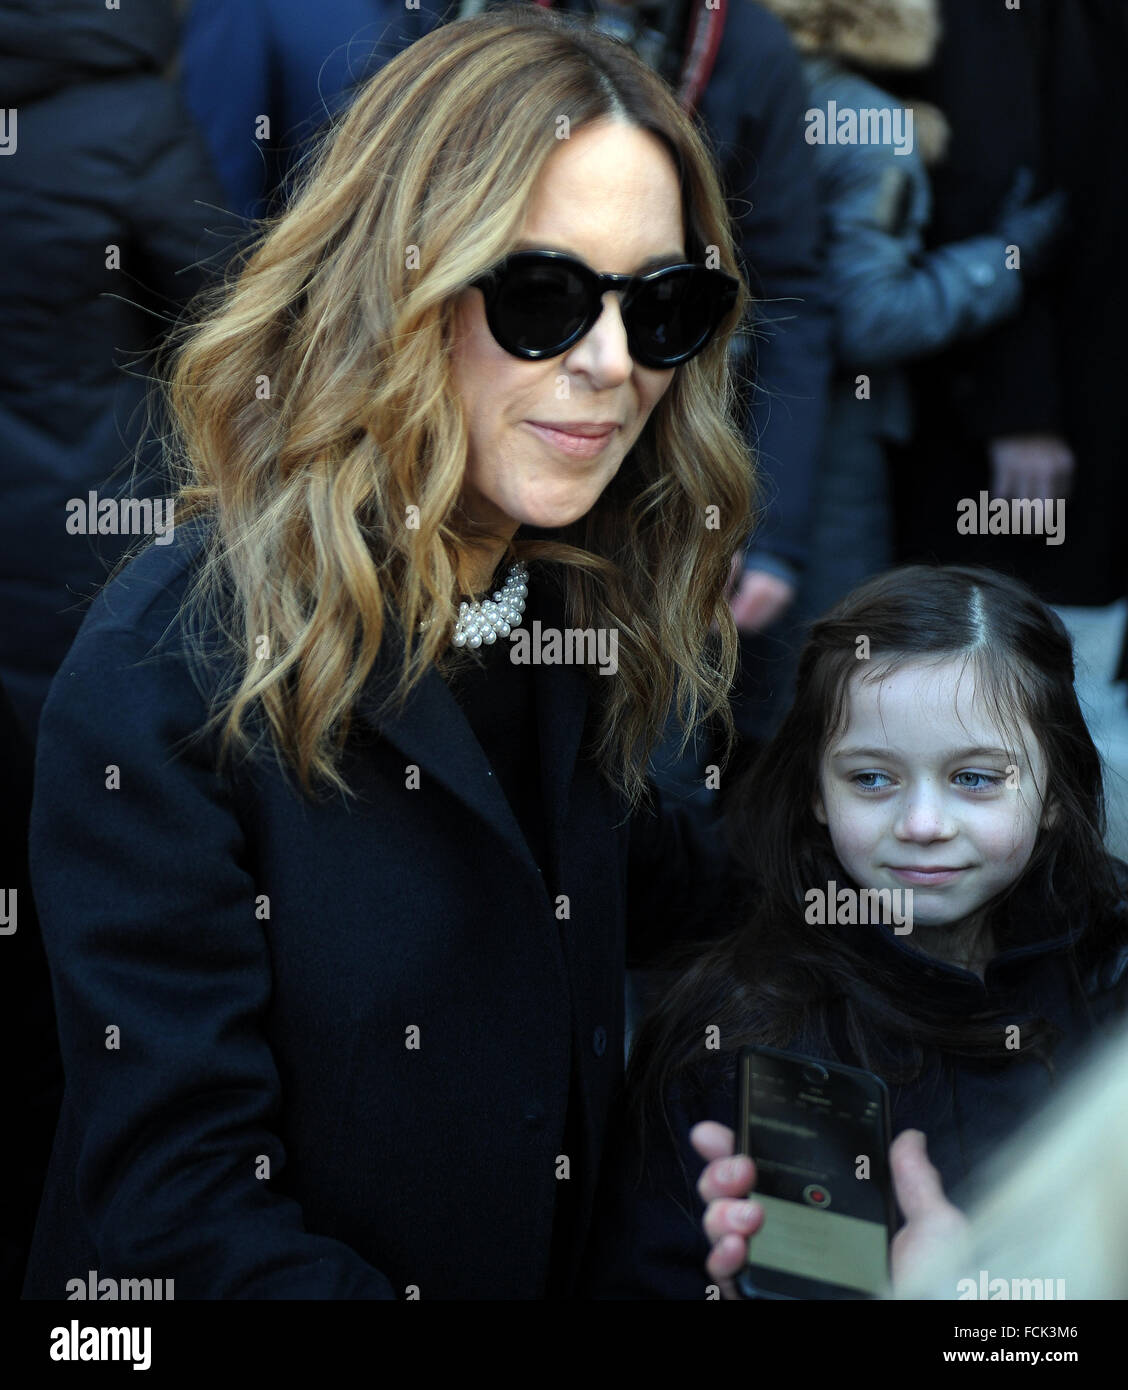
180, 0, 447, 227
580, 564, 1128, 1297
892, 0, 1121, 610
0, 0, 229, 743
22, 8, 754, 1300
743, 0, 1065, 723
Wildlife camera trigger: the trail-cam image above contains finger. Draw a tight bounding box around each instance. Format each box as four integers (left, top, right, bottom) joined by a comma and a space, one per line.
706, 1231, 752, 1287
697, 1154, 756, 1205
703, 1194, 764, 1245
690, 1121, 735, 1162
692, 1123, 756, 1204
697, 1152, 755, 1203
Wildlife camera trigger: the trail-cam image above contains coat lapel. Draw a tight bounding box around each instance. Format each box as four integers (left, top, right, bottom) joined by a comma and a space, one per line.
352, 562, 591, 890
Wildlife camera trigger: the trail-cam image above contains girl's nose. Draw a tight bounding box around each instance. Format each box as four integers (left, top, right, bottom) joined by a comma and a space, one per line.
892, 783, 956, 842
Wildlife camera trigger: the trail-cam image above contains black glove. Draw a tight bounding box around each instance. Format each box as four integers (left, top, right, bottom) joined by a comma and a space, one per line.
990, 166, 1069, 278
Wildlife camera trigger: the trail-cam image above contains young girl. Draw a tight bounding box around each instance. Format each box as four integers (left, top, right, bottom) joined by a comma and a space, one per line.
581, 564, 1128, 1298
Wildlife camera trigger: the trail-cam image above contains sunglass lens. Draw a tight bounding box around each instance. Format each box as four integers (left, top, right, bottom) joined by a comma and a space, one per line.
629, 269, 720, 364
492, 260, 590, 355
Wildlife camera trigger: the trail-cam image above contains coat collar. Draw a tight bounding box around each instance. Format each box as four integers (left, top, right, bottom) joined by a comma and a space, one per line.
352, 560, 593, 887
834, 891, 1085, 1005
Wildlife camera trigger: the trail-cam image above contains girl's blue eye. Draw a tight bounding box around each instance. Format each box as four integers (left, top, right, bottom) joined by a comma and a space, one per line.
953, 770, 1004, 791
852, 772, 891, 791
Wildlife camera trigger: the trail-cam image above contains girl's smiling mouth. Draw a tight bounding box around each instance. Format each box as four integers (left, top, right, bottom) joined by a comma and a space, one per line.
887, 866, 970, 885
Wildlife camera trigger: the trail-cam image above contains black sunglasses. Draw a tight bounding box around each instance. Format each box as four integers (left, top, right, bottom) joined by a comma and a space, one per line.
469, 250, 740, 369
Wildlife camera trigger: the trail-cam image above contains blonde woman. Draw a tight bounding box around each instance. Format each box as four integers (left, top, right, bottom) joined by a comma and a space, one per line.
22, 5, 753, 1299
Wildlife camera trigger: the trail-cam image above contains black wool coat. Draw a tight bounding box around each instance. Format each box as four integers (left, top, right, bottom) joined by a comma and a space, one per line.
22, 518, 732, 1299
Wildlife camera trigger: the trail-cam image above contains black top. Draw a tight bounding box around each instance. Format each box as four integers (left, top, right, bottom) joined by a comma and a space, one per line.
444, 556, 550, 881
443, 557, 582, 1297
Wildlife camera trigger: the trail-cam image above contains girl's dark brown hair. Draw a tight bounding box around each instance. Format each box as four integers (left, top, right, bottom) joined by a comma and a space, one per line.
627, 564, 1127, 1154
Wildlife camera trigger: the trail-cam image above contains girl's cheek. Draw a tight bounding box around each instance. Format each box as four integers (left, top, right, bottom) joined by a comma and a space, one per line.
841, 792, 887, 834
976, 816, 1033, 867
829, 805, 880, 859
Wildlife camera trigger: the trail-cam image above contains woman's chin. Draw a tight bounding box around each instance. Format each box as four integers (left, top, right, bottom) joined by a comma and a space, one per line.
517, 486, 613, 532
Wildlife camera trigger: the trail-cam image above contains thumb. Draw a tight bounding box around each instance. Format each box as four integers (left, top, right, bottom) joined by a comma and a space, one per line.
890, 1129, 948, 1223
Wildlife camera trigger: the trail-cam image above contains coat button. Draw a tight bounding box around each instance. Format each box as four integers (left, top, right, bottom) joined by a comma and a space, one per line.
592, 1026, 607, 1057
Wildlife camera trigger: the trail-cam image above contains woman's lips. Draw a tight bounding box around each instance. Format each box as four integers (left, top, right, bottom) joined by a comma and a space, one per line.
888, 866, 969, 886
525, 421, 618, 459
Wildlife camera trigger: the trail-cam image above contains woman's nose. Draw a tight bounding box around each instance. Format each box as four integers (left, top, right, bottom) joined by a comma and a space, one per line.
564, 292, 633, 380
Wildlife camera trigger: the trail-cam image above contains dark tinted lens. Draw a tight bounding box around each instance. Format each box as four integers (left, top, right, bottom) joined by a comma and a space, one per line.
492, 259, 591, 353
627, 268, 721, 362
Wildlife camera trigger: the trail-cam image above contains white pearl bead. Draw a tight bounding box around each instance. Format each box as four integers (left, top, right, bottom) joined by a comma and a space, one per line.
447, 562, 528, 651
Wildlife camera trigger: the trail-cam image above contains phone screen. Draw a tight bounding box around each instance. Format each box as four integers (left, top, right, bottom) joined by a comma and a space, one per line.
737, 1047, 892, 1299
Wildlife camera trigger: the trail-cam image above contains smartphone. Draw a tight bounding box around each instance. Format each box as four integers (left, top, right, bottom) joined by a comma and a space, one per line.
735, 1044, 894, 1300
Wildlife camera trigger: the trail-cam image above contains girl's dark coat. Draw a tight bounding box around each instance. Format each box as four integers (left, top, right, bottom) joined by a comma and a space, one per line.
581, 900, 1128, 1299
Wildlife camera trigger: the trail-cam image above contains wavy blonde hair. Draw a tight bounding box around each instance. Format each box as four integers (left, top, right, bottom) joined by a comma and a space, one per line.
154, 3, 755, 808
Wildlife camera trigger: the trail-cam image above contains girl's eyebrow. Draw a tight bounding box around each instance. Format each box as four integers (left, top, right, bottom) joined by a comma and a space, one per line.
831, 745, 1017, 762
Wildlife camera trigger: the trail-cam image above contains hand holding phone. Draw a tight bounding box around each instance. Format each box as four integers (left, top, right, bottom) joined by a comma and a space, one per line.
734, 1045, 894, 1299
693, 1119, 960, 1299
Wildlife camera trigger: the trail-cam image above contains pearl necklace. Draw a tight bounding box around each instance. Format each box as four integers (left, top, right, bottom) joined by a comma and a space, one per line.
416, 561, 529, 649
449, 560, 529, 649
